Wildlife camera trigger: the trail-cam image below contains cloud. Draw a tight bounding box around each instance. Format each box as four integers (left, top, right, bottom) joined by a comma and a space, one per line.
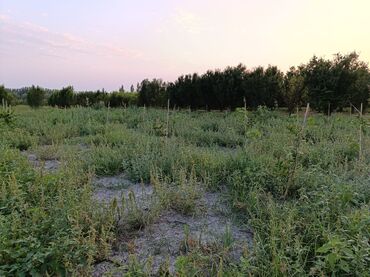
22, 21, 49, 33
170, 9, 211, 35
0, 15, 143, 61
0, 14, 9, 21
173, 9, 201, 34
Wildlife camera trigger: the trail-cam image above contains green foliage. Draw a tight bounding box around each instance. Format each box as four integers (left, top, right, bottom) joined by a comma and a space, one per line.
1, 106, 369, 275
0, 101, 15, 126
303, 52, 370, 112
139, 52, 369, 112
283, 66, 308, 113
0, 85, 15, 106
47, 88, 139, 108
27, 86, 45, 108
0, 148, 115, 275
88, 144, 125, 176
73, 90, 108, 107
0, 128, 36, 150
108, 91, 138, 107
6, 52, 370, 114
48, 86, 74, 107
138, 78, 167, 107
167, 64, 285, 110
152, 169, 202, 215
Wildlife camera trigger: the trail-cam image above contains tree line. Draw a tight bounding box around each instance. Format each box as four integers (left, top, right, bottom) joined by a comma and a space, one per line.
1, 52, 369, 112
1, 86, 138, 108
48, 87, 138, 108
138, 52, 370, 113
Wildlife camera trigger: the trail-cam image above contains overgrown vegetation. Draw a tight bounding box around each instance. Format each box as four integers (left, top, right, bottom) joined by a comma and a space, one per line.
0, 85, 15, 106
26, 85, 45, 108
0, 105, 369, 276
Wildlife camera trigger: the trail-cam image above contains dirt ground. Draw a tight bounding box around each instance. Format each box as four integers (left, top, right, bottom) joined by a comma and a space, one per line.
23, 152, 253, 275
92, 174, 253, 276
22, 151, 61, 172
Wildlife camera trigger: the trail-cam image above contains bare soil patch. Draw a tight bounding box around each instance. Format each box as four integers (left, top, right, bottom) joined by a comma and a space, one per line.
22, 151, 61, 172
92, 174, 253, 276
92, 174, 153, 207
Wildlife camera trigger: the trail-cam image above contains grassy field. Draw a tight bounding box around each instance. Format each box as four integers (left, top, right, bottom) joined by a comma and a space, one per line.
0, 105, 369, 276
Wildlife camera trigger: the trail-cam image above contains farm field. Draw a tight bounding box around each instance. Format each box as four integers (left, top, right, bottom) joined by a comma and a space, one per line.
0, 105, 369, 276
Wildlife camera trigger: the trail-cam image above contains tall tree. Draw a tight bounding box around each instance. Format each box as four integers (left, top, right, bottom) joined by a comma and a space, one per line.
283, 66, 308, 113
303, 52, 370, 112
27, 86, 45, 108
48, 86, 74, 107
138, 79, 167, 107
264, 65, 284, 108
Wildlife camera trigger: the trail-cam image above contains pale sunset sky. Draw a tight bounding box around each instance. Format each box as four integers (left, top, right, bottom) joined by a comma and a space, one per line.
0, 0, 369, 91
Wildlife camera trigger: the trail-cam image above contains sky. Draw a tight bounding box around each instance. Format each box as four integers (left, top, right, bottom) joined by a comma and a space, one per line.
0, 0, 369, 91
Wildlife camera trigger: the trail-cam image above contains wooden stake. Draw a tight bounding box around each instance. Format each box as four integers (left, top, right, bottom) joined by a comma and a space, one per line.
302, 103, 310, 128
243, 97, 247, 120
166, 99, 170, 139
296, 106, 299, 126
106, 101, 110, 125
350, 102, 361, 114
243, 97, 248, 134
285, 103, 310, 198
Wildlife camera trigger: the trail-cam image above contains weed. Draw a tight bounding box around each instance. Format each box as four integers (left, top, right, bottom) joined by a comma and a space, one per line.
1, 106, 369, 276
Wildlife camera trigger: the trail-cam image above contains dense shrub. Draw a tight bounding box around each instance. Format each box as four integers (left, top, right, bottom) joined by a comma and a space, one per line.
27, 86, 45, 108
165, 65, 285, 110
137, 79, 167, 107
0, 85, 14, 105
73, 90, 108, 107
48, 86, 74, 107
303, 52, 370, 112
0, 148, 114, 275
108, 91, 138, 107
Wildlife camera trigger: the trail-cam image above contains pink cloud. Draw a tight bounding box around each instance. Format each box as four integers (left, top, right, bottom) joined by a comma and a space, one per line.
0, 15, 144, 61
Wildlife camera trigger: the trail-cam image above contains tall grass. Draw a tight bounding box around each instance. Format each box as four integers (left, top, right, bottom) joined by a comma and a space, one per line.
1, 105, 369, 275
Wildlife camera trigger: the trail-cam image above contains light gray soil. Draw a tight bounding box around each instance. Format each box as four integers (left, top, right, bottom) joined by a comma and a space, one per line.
92, 174, 253, 276
23, 152, 61, 172
92, 174, 154, 208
